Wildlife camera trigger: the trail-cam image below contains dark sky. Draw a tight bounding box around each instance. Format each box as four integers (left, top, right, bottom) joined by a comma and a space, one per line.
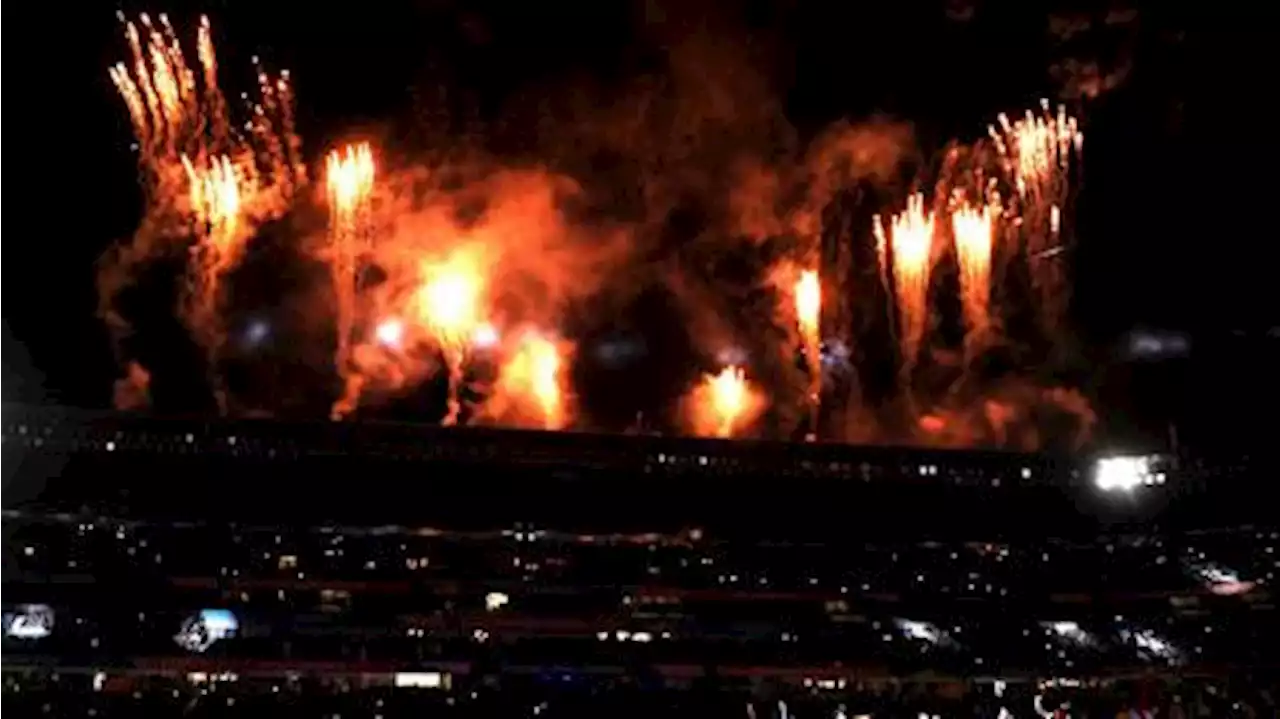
2, 1, 1275, 444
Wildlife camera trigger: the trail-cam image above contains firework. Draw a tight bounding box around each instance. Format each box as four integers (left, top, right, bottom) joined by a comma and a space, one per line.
413, 249, 488, 425
690, 366, 762, 439
951, 199, 997, 347
106, 14, 304, 406
988, 100, 1082, 334
101, 14, 1095, 449
181, 154, 246, 347
874, 193, 937, 374
794, 269, 822, 435
325, 143, 377, 412
109, 14, 302, 218
488, 333, 570, 430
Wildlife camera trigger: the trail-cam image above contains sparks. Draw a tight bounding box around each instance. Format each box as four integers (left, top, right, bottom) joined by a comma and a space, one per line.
794, 269, 822, 434
987, 100, 1082, 336
951, 200, 996, 342
874, 193, 936, 371
107, 13, 304, 400
691, 366, 760, 439
326, 142, 377, 418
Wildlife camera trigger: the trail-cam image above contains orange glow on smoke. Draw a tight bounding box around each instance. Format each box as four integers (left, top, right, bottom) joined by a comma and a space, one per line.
413, 248, 489, 425
102, 16, 1096, 450
415, 254, 486, 347
490, 333, 570, 430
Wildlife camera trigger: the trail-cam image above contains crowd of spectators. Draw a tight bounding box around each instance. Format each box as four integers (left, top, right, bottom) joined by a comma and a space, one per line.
5, 511, 1275, 677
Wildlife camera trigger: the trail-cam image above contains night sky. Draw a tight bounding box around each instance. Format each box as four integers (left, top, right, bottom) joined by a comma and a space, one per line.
2, 1, 1275, 447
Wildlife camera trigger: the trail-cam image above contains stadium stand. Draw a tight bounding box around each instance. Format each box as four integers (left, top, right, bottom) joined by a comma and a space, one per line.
3, 405, 1277, 717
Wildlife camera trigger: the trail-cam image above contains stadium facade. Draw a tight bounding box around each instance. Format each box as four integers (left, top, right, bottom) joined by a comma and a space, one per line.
3, 404, 1277, 716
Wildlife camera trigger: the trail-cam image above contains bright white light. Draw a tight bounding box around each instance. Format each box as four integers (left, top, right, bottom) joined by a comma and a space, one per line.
473, 323, 499, 349
394, 672, 442, 688
174, 609, 239, 653
1124, 626, 1179, 662
375, 318, 405, 347
1045, 620, 1091, 646
1094, 456, 1153, 492
5, 605, 54, 639
484, 592, 509, 611
1196, 564, 1254, 595
244, 319, 270, 346
1134, 631, 1172, 656
896, 619, 941, 644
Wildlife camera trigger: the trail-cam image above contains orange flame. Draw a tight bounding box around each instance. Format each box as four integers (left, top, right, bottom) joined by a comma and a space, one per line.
690, 366, 762, 439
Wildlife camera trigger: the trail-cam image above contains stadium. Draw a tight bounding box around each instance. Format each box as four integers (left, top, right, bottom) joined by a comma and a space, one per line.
4, 405, 1277, 717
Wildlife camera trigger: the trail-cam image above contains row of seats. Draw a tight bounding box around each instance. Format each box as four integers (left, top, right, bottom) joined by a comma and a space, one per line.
7, 513, 1273, 599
